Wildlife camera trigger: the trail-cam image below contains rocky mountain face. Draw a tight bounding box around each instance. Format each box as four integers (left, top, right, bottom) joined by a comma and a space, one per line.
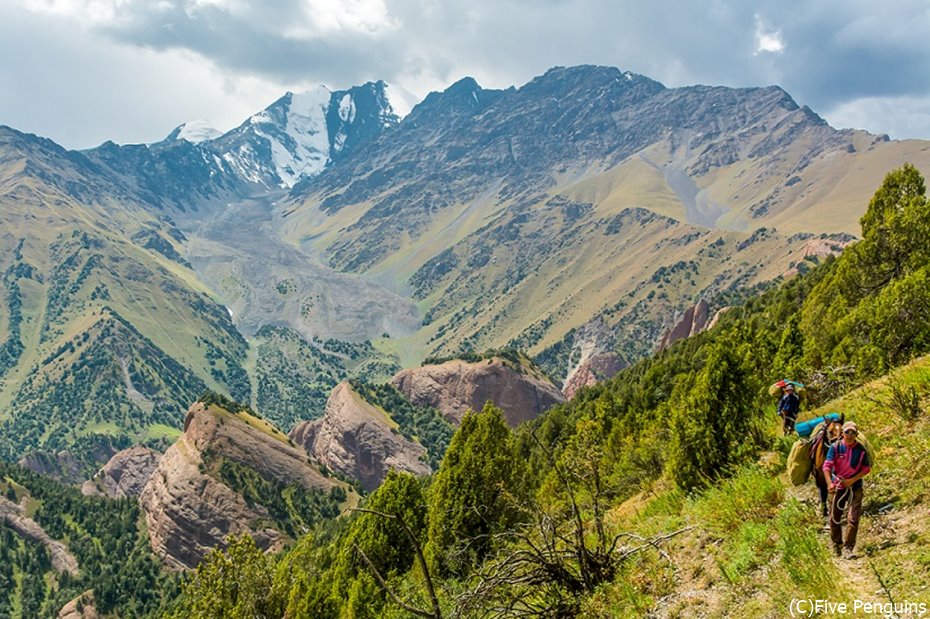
81, 80, 402, 218
282, 65, 930, 375
58, 591, 98, 619
657, 298, 711, 351
562, 353, 626, 400
81, 445, 161, 499
139, 399, 347, 569
290, 382, 430, 492
391, 357, 565, 427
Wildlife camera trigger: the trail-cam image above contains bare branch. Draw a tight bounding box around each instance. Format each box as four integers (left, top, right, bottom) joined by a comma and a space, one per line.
351, 508, 442, 619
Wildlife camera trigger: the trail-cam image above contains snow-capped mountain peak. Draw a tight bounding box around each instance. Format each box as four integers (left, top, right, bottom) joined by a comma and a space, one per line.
205, 81, 407, 189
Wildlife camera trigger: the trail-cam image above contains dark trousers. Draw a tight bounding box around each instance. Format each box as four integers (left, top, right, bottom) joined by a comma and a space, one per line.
783, 413, 797, 435
829, 486, 863, 550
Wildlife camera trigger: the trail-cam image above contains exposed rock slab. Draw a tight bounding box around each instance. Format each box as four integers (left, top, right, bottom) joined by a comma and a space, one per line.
391, 357, 565, 427
58, 591, 98, 619
562, 353, 627, 400
140, 401, 342, 569
657, 299, 711, 351
0, 496, 79, 576
81, 446, 161, 499
290, 382, 430, 492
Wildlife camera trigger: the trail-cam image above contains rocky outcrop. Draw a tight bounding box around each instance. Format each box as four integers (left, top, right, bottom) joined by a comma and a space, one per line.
81, 446, 161, 499
139, 401, 344, 569
58, 591, 97, 619
391, 357, 565, 427
802, 237, 850, 259
657, 299, 711, 352
19, 445, 116, 485
290, 382, 430, 492
562, 353, 627, 400
0, 496, 79, 575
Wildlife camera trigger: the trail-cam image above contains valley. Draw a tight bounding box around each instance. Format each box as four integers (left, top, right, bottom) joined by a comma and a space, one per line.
1, 62, 930, 617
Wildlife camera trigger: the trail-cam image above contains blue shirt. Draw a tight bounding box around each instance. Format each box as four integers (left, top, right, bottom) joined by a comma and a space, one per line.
779, 393, 800, 417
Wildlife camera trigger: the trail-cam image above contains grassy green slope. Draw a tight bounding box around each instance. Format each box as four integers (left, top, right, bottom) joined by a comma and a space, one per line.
0, 128, 249, 467
0, 462, 178, 618
596, 357, 930, 617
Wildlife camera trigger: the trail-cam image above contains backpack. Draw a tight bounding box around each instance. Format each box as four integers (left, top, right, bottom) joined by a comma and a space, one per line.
787, 439, 813, 486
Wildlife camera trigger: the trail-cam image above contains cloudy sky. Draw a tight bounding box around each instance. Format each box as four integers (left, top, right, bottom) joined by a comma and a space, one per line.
2, 0, 929, 149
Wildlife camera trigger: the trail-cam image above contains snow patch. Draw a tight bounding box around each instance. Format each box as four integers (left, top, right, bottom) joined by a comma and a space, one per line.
383, 82, 420, 119
176, 119, 221, 143
338, 94, 356, 123
246, 87, 332, 187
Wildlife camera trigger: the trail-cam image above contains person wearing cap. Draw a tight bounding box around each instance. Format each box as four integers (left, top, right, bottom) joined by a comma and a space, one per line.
777, 383, 801, 435
822, 421, 871, 559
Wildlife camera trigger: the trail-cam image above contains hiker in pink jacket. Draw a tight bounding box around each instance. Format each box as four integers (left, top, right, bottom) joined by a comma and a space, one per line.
823, 421, 871, 559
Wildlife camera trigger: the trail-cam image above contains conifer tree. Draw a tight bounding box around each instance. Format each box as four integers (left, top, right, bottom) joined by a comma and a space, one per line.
426, 403, 523, 576
668, 334, 755, 491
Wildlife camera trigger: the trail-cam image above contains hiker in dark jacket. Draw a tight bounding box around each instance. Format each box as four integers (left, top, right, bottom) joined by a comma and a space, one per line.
823, 421, 871, 559
778, 384, 801, 435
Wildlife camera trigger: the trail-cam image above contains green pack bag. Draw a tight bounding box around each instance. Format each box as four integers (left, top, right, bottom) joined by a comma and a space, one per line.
787, 439, 813, 486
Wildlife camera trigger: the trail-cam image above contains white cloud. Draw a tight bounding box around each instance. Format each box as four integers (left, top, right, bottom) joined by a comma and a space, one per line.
825, 95, 930, 140
754, 15, 784, 54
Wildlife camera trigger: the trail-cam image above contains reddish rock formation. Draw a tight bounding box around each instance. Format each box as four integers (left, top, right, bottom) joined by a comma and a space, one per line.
562, 352, 627, 399
290, 382, 431, 492
657, 299, 711, 351
391, 357, 565, 427
139, 401, 344, 570
81, 446, 161, 499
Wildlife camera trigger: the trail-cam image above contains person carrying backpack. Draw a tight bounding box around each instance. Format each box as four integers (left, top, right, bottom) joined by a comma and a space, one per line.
778, 383, 801, 435
822, 421, 871, 559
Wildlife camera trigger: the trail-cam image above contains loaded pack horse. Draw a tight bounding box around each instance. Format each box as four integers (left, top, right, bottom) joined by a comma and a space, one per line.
810, 413, 845, 517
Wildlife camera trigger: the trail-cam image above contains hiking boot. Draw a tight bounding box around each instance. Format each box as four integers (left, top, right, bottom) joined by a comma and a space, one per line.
842, 547, 856, 560
833, 543, 843, 557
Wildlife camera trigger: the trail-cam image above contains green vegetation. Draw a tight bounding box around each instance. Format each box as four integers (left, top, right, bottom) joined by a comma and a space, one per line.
349, 380, 453, 469
0, 310, 207, 468
206, 455, 345, 538
0, 257, 27, 378
0, 461, 178, 618
253, 326, 401, 431
164, 166, 930, 617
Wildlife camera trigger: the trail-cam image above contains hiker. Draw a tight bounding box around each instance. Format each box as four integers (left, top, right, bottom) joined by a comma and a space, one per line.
778, 383, 801, 435
823, 421, 871, 559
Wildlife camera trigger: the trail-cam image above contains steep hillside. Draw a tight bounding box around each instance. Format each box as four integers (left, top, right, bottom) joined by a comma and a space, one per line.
0, 461, 175, 618
251, 325, 401, 431
279, 65, 930, 373
607, 357, 930, 617
290, 382, 431, 492
0, 127, 248, 468
140, 396, 351, 569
